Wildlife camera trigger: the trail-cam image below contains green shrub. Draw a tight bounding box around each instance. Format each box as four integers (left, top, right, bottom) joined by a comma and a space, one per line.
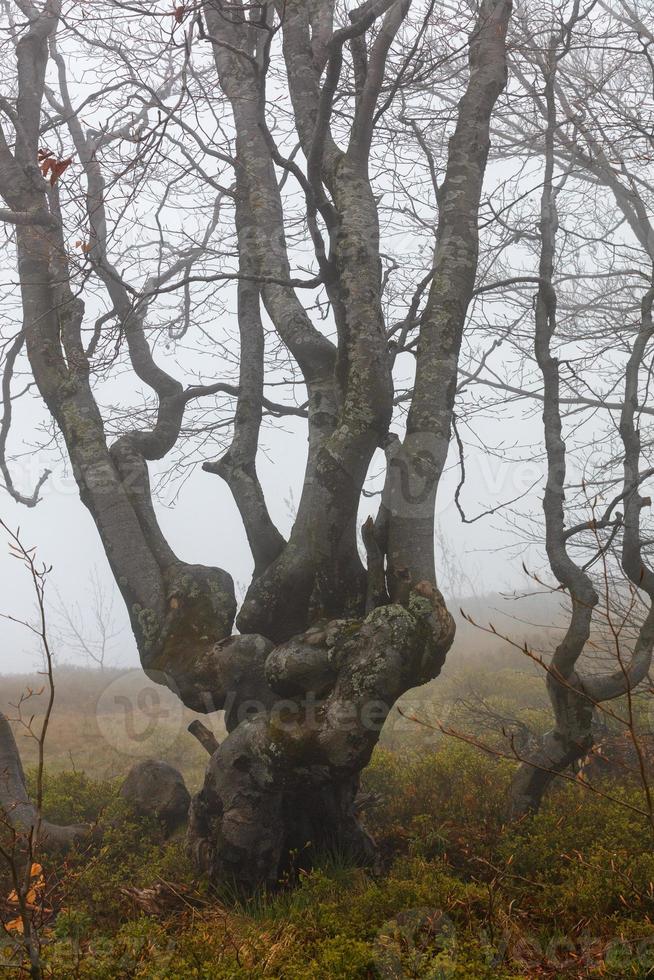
11, 737, 653, 979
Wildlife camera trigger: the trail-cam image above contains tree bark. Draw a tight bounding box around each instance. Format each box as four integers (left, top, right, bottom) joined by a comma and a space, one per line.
0, 713, 88, 850
0, 0, 510, 892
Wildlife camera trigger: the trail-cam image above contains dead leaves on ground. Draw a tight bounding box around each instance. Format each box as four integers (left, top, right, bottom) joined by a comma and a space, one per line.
121, 880, 209, 916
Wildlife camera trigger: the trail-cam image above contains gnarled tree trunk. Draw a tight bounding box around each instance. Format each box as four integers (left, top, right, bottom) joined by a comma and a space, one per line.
0, 0, 510, 892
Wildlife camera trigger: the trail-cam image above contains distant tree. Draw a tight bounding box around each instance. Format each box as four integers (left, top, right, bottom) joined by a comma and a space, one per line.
53, 568, 121, 671
432, 0, 654, 816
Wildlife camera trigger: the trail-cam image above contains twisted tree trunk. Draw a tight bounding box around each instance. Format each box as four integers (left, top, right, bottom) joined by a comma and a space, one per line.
508, 24, 654, 817
0, 0, 511, 892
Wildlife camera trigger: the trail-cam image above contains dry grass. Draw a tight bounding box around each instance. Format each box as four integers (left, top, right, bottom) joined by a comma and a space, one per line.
0, 666, 223, 790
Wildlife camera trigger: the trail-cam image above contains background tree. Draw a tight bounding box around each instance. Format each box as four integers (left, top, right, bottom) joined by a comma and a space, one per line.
52, 568, 121, 671
438, 0, 654, 815
509, 0, 654, 815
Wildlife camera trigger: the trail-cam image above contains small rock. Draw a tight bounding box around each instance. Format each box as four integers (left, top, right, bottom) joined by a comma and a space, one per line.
120, 760, 190, 834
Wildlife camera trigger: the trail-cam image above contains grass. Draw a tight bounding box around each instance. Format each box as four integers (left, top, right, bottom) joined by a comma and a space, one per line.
2, 744, 652, 978
0, 665, 220, 790
1, 647, 653, 977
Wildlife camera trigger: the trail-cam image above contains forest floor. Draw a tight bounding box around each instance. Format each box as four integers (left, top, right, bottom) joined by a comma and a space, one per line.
1, 643, 653, 978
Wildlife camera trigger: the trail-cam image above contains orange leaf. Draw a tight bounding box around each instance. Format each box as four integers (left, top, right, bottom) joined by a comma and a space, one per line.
48, 157, 73, 186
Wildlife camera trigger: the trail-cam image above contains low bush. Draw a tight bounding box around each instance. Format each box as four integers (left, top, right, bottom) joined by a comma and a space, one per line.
1, 738, 651, 977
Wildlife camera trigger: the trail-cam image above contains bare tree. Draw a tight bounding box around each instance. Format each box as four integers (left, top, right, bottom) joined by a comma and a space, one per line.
53, 567, 121, 670
495, 1, 654, 816
383, 0, 654, 818
0, 0, 511, 891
